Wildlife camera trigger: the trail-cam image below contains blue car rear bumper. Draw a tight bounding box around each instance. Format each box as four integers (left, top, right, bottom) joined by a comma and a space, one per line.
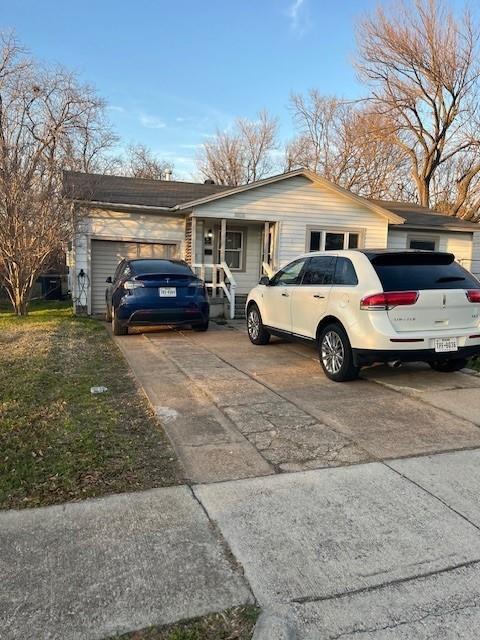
116, 300, 209, 326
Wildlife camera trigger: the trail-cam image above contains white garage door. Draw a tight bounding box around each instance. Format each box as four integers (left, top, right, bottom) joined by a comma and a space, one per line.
91, 240, 179, 314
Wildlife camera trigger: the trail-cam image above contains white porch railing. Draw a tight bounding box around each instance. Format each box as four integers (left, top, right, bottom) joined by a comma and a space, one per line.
191, 262, 237, 319
262, 261, 274, 278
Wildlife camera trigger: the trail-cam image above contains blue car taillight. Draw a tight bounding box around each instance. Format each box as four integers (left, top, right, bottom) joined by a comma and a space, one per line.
187, 281, 207, 296
124, 280, 145, 290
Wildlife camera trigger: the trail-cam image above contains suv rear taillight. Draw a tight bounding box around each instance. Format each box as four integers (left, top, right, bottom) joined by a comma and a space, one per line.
466, 290, 480, 303
360, 291, 419, 310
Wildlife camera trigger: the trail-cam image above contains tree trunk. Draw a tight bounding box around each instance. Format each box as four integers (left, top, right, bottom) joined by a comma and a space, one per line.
15, 302, 28, 316
5, 284, 29, 316
413, 174, 431, 208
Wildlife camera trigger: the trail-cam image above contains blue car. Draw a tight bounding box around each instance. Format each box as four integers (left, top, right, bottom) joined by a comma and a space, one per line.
105, 258, 209, 335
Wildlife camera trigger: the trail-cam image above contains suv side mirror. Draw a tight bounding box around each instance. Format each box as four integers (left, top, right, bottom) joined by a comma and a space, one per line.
106, 276, 112, 284
259, 275, 270, 286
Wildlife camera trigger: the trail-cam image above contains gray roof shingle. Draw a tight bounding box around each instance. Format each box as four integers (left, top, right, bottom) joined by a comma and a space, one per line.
369, 199, 479, 231
63, 171, 229, 209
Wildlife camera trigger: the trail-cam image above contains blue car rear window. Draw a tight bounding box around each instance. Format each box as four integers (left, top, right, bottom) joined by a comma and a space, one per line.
130, 260, 193, 275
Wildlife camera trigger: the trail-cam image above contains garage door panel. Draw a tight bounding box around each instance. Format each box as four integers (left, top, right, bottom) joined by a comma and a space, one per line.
138, 243, 177, 258
91, 240, 179, 314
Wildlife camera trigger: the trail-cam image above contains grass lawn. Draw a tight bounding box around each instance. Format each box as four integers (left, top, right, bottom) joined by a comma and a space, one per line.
0, 300, 183, 509
108, 606, 260, 640
468, 358, 480, 372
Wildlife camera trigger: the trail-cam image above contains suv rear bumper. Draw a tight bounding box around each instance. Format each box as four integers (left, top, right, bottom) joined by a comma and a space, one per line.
353, 345, 480, 367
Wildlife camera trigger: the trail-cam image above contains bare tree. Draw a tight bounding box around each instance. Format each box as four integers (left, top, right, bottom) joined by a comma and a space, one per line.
61, 106, 119, 174
356, 0, 480, 213
0, 34, 115, 314
197, 110, 278, 185
117, 143, 173, 180
287, 91, 408, 199
287, 91, 340, 174
236, 111, 278, 183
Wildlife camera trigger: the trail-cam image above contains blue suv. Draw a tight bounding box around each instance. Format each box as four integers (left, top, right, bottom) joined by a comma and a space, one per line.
105, 258, 209, 335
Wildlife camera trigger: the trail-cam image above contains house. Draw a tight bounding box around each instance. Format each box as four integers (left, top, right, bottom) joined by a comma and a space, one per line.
65, 168, 480, 319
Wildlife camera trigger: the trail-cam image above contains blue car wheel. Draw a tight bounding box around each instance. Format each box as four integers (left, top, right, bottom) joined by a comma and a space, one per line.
112, 306, 128, 335
192, 318, 209, 332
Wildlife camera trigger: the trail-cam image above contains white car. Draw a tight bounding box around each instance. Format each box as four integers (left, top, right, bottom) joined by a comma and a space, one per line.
246, 250, 480, 382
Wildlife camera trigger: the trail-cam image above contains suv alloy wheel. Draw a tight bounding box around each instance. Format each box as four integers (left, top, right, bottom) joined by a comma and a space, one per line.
247, 304, 270, 345
319, 323, 358, 382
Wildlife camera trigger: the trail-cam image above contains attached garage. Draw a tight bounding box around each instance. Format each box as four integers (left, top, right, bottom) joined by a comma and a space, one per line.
90, 239, 180, 314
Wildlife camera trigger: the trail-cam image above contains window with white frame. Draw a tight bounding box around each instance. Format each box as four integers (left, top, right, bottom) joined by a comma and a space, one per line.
222, 230, 244, 270
307, 229, 362, 252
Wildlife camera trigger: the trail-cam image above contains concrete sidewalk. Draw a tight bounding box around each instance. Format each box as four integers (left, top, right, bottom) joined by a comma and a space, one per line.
4, 450, 480, 639
0, 486, 252, 640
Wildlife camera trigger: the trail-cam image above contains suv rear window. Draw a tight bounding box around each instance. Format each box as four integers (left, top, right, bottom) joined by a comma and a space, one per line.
130, 259, 193, 275
369, 252, 480, 291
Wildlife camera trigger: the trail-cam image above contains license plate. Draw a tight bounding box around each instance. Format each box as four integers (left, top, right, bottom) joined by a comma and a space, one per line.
434, 337, 458, 353
159, 287, 176, 297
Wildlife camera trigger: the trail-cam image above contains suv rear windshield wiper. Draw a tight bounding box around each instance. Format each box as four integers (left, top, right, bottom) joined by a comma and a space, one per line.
435, 276, 466, 283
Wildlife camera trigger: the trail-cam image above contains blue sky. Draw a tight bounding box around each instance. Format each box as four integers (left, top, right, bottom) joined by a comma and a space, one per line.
1, 0, 470, 179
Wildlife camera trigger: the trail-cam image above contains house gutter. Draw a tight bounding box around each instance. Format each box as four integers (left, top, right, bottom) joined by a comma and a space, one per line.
390, 223, 478, 233
73, 199, 180, 213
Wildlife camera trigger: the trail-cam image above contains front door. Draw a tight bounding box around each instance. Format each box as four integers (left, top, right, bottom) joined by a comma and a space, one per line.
263, 257, 307, 332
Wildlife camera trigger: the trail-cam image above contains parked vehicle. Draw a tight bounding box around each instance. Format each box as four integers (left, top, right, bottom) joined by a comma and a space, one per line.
105, 258, 209, 335
246, 250, 480, 382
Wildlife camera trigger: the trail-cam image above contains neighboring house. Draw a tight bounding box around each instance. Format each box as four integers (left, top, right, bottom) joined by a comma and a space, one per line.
65, 168, 480, 319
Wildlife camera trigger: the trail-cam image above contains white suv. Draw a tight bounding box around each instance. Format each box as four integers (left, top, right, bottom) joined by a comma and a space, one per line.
246, 250, 480, 382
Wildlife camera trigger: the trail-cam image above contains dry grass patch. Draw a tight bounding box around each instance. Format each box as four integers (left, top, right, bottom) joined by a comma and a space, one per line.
108, 606, 260, 640
0, 301, 183, 509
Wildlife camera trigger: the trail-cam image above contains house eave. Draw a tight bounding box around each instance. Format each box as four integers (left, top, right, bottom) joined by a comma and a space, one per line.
389, 223, 477, 233
73, 199, 180, 214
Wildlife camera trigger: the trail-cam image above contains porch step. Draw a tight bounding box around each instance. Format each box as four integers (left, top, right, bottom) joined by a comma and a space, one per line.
234, 295, 248, 318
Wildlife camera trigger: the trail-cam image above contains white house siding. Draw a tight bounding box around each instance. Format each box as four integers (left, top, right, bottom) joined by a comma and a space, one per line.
445, 233, 473, 266
191, 176, 390, 291
470, 232, 480, 278
73, 208, 185, 313
386, 230, 408, 250
387, 229, 474, 269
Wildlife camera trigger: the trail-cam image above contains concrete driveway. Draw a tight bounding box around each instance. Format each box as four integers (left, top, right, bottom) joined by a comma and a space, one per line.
114, 322, 480, 484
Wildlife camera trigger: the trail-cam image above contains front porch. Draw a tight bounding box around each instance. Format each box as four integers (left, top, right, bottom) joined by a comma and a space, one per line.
188, 217, 277, 318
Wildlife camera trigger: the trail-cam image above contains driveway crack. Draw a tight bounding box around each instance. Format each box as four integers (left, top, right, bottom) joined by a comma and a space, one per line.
325, 601, 480, 639
290, 557, 480, 607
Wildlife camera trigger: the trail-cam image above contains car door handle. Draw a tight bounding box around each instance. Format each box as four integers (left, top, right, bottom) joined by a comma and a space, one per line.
313, 294, 325, 299
281, 291, 289, 297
